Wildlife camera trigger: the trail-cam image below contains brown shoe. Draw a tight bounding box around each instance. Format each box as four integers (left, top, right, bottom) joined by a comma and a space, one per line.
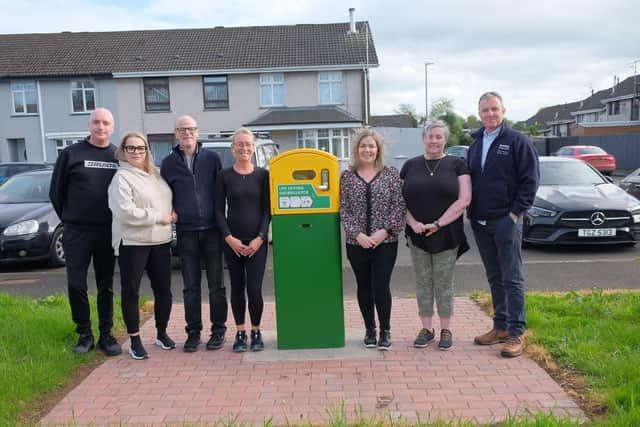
474, 328, 509, 345
500, 335, 525, 358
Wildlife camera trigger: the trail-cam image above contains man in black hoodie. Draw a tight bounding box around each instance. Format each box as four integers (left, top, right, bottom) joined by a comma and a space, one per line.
467, 92, 539, 358
49, 107, 122, 356
161, 115, 228, 352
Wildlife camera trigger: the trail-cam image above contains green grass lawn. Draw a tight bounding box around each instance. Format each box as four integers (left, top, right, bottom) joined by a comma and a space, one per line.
525, 289, 640, 426
0, 293, 124, 426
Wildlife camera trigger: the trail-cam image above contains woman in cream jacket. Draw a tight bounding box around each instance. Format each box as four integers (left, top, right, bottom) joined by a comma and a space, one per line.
108, 132, 176, 360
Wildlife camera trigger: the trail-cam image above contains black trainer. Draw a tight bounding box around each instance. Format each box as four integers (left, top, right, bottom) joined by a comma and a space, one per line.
232, 331, 248, 352
250, 329, 264, 352
128, 335, 148, 360
378, 330, 391, 351
98, 333, 122, 356
438, 329, 453, 351
364, 329, 377, 348
183, 332, 201, 353
73, 334, 95, 354
414, 328, 436, 348
207, 330, 226, 350
155, 331, 176, 350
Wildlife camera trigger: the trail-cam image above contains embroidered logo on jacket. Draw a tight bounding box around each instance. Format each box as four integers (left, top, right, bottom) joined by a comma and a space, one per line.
496, 144, 510, 156
84, 160, 118, 169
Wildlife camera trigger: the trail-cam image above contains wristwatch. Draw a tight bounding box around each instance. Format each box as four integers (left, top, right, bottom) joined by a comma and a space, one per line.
433, 220, 441, 230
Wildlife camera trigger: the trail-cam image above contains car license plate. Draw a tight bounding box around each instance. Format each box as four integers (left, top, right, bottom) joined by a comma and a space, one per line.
578, 228, 616, 237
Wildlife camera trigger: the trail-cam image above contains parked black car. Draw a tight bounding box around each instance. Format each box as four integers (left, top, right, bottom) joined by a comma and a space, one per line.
523, 157, 640, 246
0, 162, 52, 185
0, 169, 64, 266
619, 168, 640, 200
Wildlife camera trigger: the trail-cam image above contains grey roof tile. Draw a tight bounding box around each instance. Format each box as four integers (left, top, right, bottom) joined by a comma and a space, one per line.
0, 23, 378, 78
244, 106, 361, 126
370, 114, 414, 128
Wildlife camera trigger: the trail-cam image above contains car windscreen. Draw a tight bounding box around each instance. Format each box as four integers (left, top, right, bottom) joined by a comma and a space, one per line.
577, 146, 606, 155
540, 161, 606, 186
0, 173, 51, 203
202, 147, 236, 169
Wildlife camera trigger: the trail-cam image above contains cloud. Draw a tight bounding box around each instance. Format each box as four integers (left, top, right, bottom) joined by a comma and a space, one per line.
2, 0, 638, 121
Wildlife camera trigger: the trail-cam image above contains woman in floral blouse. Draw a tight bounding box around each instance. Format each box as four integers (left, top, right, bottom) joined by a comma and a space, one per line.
340, 129, 405, 350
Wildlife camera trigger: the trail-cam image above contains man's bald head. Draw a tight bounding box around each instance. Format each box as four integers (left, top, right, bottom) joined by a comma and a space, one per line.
174, 115, 199, 154
88, 107, 115, 147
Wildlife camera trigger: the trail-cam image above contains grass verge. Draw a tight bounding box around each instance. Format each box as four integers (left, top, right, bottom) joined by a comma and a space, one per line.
473, 289, 640, 426
0, 293, 127, 426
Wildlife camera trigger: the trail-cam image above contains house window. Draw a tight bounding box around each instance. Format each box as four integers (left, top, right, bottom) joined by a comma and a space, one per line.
144, 78, 170, 111
11, 82, 38, 114
260, 73, 284, 106
296, 129, 350, 159
608, 101, 620, 115
318, 72, 344, 104
576, 114, 584, 124
71, 80, 96, 113
54, 138, 83, 156
203, 76, 229, 109
147, 134, 176, 165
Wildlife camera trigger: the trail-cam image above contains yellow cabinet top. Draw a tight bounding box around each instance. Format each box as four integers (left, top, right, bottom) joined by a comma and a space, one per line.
269, 149, 340, 215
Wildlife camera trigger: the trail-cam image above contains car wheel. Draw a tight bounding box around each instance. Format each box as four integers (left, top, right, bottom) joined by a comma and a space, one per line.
48, 227, 65, 267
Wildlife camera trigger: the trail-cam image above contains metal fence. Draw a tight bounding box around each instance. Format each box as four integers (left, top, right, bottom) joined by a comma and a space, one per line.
532, 134, 640, 171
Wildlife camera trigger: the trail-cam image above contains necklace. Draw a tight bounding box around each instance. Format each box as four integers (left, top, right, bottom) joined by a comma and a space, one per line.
424, 157, 444, 176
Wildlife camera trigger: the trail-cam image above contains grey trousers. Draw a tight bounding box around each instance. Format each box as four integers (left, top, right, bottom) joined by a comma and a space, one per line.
408, 240, 457, 318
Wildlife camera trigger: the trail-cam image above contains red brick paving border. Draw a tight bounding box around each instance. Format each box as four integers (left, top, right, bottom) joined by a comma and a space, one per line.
40, 298, 586, 425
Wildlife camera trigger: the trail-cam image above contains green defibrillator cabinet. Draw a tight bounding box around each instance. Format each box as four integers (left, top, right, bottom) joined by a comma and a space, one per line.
269, 149, 344, 349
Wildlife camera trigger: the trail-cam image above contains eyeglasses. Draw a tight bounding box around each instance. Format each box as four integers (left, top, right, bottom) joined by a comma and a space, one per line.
123, 145, 147, 154
176, 127, 198, 134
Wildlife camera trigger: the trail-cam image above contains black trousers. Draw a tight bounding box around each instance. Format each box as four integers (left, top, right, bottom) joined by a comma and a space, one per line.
346, 241, 398, 331
118, 243, 172, 335
63, 223, 116, 336
177, 228, 228, 334
224, 241, 267, 327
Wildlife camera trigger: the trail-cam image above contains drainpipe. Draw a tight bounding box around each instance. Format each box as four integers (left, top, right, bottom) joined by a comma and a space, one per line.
36, 80, 47, 162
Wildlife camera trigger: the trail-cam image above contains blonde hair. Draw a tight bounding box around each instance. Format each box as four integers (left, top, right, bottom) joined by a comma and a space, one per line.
231, 127, 256, 145
349, 128, 385, 171
116, 132, 159, 175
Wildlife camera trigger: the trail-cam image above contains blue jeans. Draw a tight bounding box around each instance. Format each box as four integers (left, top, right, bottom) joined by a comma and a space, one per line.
471, 215, 526, 336
177, 228, 228, 335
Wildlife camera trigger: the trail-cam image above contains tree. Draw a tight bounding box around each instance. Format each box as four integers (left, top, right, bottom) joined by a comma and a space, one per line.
513, 121, 541, 137
428, 98, 467, 145
394, 103, 421, 128
464, 115, 481, 130
429, 98, 455, 120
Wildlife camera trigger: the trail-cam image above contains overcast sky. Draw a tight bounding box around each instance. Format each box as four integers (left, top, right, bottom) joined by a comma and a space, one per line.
2, 0, 638, 121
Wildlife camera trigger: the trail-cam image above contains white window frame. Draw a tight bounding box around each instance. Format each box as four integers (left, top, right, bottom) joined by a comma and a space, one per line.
70, 80, 96, 113
296, 128, 350, 159
11, 81, 38, 115
318, 72, 344, 105
54, 138, 84, 156
259, 73, 285, 107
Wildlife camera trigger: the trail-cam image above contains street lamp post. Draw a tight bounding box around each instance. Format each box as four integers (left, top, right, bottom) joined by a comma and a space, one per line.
424, 62, 435, 120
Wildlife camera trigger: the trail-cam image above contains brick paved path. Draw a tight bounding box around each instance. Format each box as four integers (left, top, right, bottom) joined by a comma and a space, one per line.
41, 298, 585, 425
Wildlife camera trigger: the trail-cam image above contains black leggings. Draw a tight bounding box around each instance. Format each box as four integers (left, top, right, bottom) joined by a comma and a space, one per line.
224, 241, 267, 327
346, 241, 398, 331
118, 243, 172, 335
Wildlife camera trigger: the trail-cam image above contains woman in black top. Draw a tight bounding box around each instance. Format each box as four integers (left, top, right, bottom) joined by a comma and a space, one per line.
400, 119, 471, 351
215, 128, 270, 352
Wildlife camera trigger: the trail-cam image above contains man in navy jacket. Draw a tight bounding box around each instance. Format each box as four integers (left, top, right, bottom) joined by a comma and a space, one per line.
467, 92, 539, 358
161, 115, 228, 352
